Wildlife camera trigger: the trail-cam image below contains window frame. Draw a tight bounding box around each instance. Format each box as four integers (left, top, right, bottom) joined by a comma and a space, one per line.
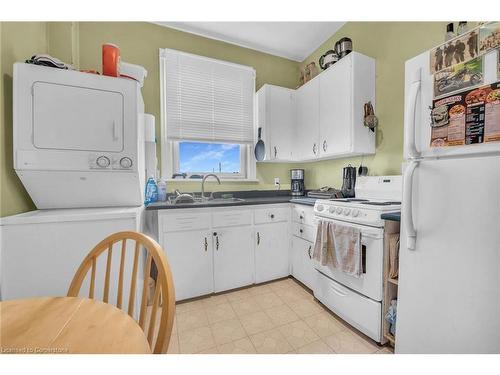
162, 140, 256, 181
159, 48, 257, 181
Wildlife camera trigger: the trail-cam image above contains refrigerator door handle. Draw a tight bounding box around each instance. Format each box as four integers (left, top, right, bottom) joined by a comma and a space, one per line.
405, 68, 421, 159
403, 161, 418, 250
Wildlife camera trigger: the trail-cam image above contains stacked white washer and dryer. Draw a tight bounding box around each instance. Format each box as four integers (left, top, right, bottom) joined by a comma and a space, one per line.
0, 63, 154, 308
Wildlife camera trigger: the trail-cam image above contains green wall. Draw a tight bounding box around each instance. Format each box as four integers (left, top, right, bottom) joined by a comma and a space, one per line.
295, 22, 448, 188
0, 21, 450, 217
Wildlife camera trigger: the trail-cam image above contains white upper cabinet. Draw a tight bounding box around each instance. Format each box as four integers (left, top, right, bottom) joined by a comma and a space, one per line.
256, 85, 294, 161
294, 78, 320, 161
256, 52, 376, 162
318, 52, 376, 159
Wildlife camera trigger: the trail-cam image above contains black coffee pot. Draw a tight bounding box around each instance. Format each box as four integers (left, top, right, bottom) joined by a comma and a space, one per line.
341, 164, 356, 198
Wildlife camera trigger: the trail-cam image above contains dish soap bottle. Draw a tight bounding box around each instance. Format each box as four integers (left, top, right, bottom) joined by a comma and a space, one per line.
144, 176, 158, 205
157, 178, 167, 202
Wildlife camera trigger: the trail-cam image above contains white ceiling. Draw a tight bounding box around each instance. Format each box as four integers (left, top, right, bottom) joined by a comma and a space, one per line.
156, 22, 345, 62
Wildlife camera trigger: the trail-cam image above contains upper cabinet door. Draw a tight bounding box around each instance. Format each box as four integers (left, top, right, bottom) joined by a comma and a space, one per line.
294, 79, 320, 160
319, 58, 352, 157
268, 86, 294, 161
33, 82, 124, 152
256, 85, 294, 161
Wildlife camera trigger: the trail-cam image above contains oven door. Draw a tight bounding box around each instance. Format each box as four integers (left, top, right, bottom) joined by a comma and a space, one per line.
313, 217, 384, 301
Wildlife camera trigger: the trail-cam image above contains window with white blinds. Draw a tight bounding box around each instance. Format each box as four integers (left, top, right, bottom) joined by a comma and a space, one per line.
160, 48, 256, 144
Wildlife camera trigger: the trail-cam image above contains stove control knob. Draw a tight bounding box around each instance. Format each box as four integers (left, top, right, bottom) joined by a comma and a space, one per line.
329, 206, 336, 213
120, 157, 133, 169
352, 209, 359, 217
344, 208, 351, 216
316, 205, 324, 212
96, 156, 110, 168
336, 207, 343, 214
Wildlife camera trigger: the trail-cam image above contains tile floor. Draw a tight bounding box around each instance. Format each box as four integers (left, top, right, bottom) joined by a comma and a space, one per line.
167, 277, 393, 354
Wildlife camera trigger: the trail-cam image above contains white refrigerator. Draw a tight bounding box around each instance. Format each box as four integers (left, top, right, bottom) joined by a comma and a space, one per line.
396, 48, 500, 353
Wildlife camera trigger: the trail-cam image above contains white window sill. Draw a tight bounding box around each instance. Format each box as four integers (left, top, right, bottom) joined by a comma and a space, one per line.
165, 178, 259, 183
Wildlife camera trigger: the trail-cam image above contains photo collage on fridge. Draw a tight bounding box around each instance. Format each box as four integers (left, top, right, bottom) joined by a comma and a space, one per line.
429, 21, 500, 147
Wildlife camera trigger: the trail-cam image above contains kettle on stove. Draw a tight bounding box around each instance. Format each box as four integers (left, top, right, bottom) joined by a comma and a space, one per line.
341, 164, 356, 198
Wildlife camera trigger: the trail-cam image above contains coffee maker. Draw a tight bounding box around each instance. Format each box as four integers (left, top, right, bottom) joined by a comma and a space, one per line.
290, 169, 305, 196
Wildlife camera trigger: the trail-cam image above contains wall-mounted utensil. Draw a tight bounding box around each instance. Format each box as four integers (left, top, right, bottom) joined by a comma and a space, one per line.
254, 127, 266, 161
363, 102, 378, 132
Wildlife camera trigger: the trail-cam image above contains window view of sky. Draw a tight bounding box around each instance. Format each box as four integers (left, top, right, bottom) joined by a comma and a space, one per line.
179, 142, 241, 174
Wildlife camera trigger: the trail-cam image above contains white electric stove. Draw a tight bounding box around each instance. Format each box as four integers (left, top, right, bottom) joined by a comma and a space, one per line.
312, 175, 402, 343
314, 176, 402, 227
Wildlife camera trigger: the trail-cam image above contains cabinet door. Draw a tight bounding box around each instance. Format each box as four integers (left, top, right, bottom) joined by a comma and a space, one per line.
255, 222, 290, 283
268, 87, 294, 161
213, 225, 254, 292
162, 230, 213, 301
295, 79, 320, 160
319, 58, 352, 157
291, 236, 317, 290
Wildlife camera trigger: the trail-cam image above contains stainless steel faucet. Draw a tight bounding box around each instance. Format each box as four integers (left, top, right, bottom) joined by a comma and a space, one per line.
201, 174, 221, 200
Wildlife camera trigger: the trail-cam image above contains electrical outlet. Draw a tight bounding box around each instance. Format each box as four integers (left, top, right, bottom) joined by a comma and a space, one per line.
274, 177, 280, 186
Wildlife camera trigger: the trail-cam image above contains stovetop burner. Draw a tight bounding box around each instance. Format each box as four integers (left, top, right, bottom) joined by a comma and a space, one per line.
361, 201, 401, 206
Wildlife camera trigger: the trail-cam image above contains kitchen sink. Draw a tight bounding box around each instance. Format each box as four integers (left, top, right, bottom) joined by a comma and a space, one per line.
168, 196, 245, 205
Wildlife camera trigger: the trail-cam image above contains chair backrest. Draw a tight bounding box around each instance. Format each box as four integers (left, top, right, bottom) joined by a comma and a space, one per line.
68, 231, 175, 354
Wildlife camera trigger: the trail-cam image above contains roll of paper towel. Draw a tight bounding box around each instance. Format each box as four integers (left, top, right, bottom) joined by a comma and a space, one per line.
144, 114, 156, 142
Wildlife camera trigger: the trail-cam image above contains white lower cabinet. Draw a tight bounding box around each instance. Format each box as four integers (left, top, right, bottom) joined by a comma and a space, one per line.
255, 222, 290, 283
158, 204, 292, 301
291, 235, 317, 291
213, 225, 254, 292
162, 229, 213, 301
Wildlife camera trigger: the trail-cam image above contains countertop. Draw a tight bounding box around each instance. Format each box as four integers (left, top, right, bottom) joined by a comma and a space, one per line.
146, 190, 317, 210
381, 212, 401, 222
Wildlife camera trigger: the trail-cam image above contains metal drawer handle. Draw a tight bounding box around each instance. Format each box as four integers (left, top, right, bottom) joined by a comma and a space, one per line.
323, 140, 327, 152
308, 245, 312, 259
216, 236, 219, 251
274, 146, 277, 158
299, 228, 303, 234
204, 237, 208, 252
257, 231, 260, 245
312, 143, 317, 155
270, 214, 275, 219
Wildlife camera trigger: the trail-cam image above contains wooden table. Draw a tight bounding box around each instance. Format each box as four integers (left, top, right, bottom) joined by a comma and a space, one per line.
0, 297, 151, 354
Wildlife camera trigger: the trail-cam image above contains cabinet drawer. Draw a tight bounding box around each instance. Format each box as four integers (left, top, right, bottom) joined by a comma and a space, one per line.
292, 205, 315, 226
254, 206, 289, 224
212, 209, 252, 228
314, 273, 381, 342
292, 222, 316, 243
161, 212, 210, 232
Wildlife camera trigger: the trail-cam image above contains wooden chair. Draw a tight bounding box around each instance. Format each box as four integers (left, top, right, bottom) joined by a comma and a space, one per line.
68, 231, 175, 354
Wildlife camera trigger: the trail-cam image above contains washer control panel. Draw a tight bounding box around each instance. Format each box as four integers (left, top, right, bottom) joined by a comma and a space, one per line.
89, 154, 134, 170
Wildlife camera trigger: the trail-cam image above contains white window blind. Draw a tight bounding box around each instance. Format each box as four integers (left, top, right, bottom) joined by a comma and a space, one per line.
160, 49, 256, 144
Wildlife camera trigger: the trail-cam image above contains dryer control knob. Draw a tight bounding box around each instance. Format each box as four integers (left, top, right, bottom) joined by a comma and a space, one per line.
120, 157, 133, 169
96, 156, 110, 168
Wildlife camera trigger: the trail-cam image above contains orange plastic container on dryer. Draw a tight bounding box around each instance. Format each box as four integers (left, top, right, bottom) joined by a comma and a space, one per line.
102, 43, 120, 77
